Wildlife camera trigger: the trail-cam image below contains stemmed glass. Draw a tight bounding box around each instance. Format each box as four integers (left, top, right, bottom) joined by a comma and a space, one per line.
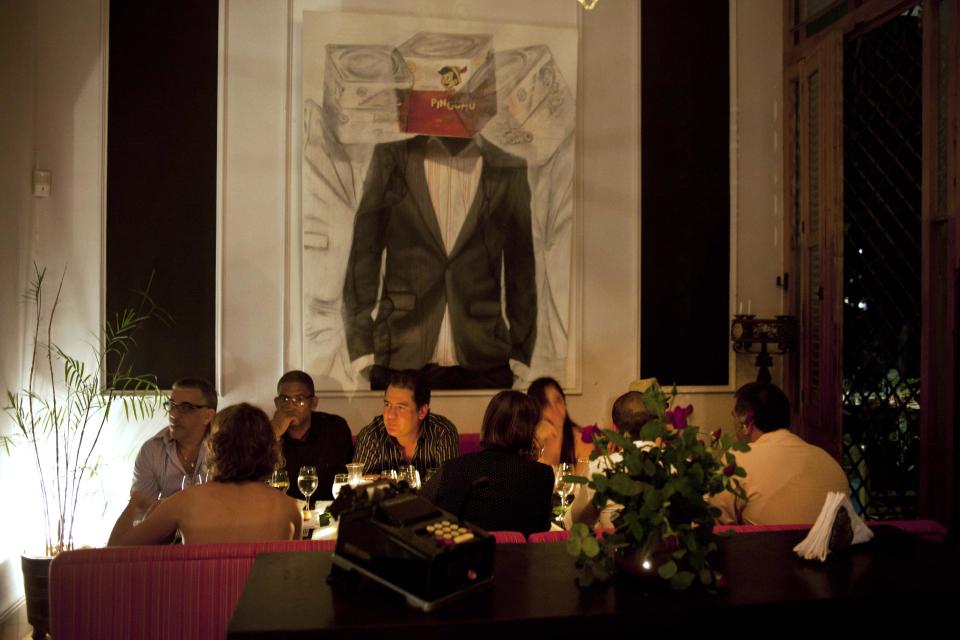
331, 473, 348, 500
181, 471, 207, 491
554, 463, 575, 521
298, 465, 319, 511
269, 469, 290, 493
398, 465, 421, 491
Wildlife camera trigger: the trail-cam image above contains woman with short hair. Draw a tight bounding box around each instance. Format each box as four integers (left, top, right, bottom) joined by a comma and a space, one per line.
109, 403, 302, 545
421, 391, 553, 537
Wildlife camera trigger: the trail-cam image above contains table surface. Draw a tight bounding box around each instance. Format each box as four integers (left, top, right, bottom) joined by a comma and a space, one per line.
228, 526, 960, 638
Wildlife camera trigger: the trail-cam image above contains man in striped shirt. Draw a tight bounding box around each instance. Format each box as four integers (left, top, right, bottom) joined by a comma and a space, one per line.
353, 370, 460, 478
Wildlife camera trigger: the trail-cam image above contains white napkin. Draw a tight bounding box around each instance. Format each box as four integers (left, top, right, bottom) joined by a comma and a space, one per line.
793, 492, 874, 561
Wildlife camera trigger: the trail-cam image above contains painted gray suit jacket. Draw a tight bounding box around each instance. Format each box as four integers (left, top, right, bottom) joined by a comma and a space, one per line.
342, 135, 537, 372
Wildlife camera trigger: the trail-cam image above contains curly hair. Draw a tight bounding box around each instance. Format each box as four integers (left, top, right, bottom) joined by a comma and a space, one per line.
206, 403, 279, 483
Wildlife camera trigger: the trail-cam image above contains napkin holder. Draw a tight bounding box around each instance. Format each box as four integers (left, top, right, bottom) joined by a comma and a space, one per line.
328, 480, 495, 611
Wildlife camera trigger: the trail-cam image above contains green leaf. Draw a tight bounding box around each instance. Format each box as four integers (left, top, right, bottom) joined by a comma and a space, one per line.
657, 560, 678, 579
643, 488, 662, 511
639, 420, 664, 442
699, 569, 713, 585
566, 537, 583, 557
581, 536, 600, 558
671, 548, 687, 559
688, 463, 704, 486
642, 459, 656, 476
670, 571, 695, 590
571, 522, 590, 538
604, 430, 634, 452
592, 474, 608, 493
609, 473, 643, 496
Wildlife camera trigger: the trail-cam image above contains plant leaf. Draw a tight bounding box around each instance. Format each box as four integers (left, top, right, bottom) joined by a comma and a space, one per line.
657, 560, 678, 579
581, 536, 600, 558
670, 570, 695, 590
609, 473, 643, 496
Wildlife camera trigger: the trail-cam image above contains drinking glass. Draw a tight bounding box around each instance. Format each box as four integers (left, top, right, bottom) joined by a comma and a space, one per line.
346, 462, 364, 487
181, 471, 207, 491
554, 463, 575, 516
399, 465, 421, 490
269, 469, 290, 493
381, 468, 398, 482
331, 473, 348, 500
298, 465, 319, 510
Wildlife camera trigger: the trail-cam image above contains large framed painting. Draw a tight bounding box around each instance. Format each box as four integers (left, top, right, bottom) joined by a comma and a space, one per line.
289, 7, 579, 394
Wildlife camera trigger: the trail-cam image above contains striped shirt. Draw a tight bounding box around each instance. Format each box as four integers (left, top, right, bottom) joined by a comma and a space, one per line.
424, 137, 483, 366
353, 413, 460, 478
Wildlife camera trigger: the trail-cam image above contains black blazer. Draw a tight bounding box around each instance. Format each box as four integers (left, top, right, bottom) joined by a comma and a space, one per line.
421, 449, 554, 537
342, 135, 537, 371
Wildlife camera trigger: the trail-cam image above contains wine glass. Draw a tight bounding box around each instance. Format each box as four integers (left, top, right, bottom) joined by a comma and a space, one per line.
181, 471, 207, 491
399, 465, 421, 491
269, 469, 290, 493
298, 465, 319, 511
554, 463, 575, 517
380, 468, 398, 482
331, 473, 348, 500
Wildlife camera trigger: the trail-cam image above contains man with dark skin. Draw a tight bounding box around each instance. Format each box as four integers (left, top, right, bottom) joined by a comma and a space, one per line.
271, 370, 353, 503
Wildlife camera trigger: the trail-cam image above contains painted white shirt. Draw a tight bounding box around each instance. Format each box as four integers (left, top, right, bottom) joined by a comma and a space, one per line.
424, 136, 483, 366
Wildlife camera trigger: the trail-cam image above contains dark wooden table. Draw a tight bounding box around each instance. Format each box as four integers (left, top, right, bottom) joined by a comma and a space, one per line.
228, 526, 960, 638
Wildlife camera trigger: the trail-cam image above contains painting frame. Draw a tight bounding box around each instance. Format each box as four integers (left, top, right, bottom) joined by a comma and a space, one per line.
284, 1, 583, 397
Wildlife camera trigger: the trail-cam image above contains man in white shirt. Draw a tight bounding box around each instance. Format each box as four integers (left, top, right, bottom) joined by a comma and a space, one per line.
709, 382, 849, 525
108, 378, 217, 540
567, 390, 656, 529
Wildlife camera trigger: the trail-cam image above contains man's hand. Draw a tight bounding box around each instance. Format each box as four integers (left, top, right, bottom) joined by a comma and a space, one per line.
130, 490, 158, 515
109, 490, 159, 544
140, 497, 163, 521
272, 412, 296, 440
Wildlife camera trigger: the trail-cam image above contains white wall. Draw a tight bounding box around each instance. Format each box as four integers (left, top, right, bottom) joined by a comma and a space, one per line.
0, 0, 38, 625
0, 0, 782, 621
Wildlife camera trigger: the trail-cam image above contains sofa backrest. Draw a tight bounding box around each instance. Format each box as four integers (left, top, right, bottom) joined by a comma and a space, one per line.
49, 540, 335, 640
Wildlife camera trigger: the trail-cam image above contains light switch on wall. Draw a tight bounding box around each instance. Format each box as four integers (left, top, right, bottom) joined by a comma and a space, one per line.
32, 170, 51, 197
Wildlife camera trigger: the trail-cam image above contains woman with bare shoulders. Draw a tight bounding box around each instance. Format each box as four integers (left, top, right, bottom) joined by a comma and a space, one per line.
109, 403, 302, 545
527, 377, 593, 475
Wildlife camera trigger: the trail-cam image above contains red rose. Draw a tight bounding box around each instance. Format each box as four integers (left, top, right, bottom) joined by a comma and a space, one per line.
581, 424, 602, 443
666, 405, 693, 430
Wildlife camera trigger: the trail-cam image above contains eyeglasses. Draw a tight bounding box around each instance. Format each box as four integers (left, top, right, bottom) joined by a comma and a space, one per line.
275, 395, 315, 407
164, 400, 209, 413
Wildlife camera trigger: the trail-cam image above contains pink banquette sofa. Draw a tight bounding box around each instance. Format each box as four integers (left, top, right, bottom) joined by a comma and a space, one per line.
49, 530, 525, 640
50, 520, 946, 639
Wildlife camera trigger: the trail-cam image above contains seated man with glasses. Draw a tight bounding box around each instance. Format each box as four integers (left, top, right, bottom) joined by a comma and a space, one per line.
109, 378, 218, 540
271, 370, 353, 501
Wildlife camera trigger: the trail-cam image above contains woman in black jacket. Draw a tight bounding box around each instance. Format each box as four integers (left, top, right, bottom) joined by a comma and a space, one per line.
421, 391, 554, 537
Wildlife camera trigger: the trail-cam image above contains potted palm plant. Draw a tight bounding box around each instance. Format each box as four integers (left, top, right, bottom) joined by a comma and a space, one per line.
3, 265, 164, 636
